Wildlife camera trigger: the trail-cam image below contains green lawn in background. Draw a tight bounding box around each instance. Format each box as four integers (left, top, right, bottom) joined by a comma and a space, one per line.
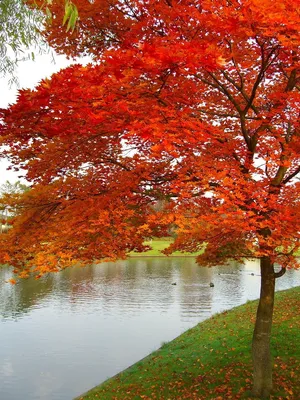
129, 238, 203, 257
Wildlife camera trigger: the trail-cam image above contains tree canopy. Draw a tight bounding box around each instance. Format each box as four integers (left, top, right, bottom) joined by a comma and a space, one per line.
1, 0, 299, 272
0, 0, 299, 397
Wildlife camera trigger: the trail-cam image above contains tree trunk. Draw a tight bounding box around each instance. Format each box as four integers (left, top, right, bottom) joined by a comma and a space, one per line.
252, 256, 275, 398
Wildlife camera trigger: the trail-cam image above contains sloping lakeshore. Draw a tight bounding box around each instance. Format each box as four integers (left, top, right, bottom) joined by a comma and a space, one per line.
75, 286, 300, 400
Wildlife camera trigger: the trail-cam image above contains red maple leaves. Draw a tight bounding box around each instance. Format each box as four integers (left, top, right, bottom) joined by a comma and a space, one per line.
0, 0, 299, 278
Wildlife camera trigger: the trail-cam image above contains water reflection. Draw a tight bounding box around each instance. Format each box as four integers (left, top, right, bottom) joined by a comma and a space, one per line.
0, 258, 299, 400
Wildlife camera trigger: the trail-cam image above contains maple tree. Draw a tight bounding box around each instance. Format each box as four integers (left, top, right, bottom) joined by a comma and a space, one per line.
1, 0, 300, 398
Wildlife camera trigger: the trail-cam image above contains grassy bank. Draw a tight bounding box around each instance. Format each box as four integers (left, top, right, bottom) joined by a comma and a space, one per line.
129, 239, 299, 258
76, 286, 300, 400
129, 238, 203, 257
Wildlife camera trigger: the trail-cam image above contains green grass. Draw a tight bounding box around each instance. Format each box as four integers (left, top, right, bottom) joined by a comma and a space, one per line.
129, 239, 300, 258
75, 286, 300, 400
129, 238, 204, 257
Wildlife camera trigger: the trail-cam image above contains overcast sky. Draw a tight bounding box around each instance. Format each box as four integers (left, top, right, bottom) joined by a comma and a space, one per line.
0, 52, 82, 186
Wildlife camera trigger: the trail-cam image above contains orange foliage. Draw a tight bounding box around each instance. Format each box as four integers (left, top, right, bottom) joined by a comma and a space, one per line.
1, 0, 300, 278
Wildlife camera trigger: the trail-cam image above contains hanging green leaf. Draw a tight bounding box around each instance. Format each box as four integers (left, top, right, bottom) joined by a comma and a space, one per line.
45, 6, 52, 23
62, 0, 78, 33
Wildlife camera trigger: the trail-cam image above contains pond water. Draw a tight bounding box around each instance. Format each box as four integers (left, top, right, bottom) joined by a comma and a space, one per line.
0, 257, 299, 400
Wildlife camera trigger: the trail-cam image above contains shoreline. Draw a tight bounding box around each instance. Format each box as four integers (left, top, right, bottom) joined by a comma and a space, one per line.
75, 286, 300, 400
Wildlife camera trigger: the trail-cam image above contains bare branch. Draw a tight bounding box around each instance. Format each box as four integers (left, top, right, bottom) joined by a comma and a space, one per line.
274, 267, 286, 279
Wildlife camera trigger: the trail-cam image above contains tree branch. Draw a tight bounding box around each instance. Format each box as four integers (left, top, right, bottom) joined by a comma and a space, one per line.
282, 165, 300, 184
274, 267, 286, 279
243, 43, 279, 116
